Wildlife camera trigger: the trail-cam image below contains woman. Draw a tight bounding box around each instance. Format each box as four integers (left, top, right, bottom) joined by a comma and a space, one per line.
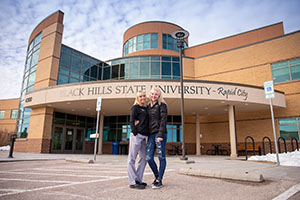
127, 91, 149, 189
146, 87, 168, 189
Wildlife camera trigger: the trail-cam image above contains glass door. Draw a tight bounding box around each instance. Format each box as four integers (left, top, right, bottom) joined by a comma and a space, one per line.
52, 126, 63, 152
64, 127, 74, 152
75, 128, 84, 153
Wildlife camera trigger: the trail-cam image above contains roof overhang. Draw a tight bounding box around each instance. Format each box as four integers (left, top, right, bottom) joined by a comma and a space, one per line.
24, 79, 286, 117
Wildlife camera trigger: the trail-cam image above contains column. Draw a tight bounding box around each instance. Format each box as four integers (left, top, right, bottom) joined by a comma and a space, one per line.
196, 114, 201, 155
228, 105, 238, 158
97, 114, 104, 155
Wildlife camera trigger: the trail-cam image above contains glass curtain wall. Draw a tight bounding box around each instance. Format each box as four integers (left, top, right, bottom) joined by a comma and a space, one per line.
103, 115, 182, 142
123, 33, 158, 56
108, 56, 180, 80
57, 45, 106, 85
17, 33, 42, 138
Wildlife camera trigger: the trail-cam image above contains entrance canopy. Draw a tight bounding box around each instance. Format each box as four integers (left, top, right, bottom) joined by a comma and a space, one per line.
24, 80, 286, 116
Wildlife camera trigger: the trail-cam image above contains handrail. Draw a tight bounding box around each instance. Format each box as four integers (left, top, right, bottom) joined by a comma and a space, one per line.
277, 137, 287, 153
291, 137, 299, 151
244, 136, 256, 160
262, 136, 272, 155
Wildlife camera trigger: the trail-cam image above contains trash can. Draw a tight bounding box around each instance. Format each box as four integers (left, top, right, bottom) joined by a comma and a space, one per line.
112, 141, 119, 155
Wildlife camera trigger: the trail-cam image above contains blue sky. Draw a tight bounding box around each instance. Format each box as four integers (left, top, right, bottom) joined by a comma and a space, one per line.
0, 0, 300, 100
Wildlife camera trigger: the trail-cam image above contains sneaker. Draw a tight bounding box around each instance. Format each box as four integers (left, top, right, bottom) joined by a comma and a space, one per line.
136, 181, 147, 187
151, 178, 157, 186
129, 184, 145, 189
152, 179, 163, 189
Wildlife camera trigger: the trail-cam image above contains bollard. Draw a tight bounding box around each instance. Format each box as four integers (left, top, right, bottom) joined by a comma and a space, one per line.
8, 133, 17, 158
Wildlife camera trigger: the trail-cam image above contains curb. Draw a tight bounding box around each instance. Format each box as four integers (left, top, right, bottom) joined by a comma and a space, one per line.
178, 168, 264, 182
65, 158, 94, 164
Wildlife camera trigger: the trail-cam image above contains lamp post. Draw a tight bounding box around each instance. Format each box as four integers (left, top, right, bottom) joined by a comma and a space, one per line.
171, 30, 189, 160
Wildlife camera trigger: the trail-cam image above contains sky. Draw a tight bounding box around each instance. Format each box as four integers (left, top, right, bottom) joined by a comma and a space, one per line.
0, 0, 300, 100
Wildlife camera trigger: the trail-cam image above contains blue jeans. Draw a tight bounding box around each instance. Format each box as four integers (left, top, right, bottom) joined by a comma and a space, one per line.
146, 133, 167, 180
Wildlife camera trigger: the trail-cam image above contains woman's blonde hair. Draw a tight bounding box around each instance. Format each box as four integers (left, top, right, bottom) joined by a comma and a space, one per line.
133, 90, 147, 105
149, 87, 165, 106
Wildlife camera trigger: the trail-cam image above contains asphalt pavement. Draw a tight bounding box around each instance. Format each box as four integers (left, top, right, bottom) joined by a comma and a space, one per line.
0, 151, 300, 199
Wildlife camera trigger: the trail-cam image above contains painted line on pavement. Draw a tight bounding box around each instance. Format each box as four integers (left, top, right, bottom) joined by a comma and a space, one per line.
0, 178, 79, 184
0, 169, 175, 197
272, 183, 300, 200
0, 171, 117, 178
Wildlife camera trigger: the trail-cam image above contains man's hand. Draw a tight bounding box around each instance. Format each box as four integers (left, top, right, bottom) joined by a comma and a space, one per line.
156, 137, 163, 142
134, 120, 139, 126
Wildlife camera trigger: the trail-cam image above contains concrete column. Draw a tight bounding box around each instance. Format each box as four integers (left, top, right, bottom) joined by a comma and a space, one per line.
97, 114, 104, 155
196, 114, 201, 155
228, 105, 238, 158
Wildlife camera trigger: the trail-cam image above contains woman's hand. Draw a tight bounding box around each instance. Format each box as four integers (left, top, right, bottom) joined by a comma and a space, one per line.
156, 137, 163, 142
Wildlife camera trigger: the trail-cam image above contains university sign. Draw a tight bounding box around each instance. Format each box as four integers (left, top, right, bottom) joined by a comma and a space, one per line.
24, 80, 285, 108
59, 83, 249, 100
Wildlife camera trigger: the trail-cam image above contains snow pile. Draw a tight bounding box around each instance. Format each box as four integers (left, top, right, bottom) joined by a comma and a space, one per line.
0, 145, 10, 151
248, 150, 300, 167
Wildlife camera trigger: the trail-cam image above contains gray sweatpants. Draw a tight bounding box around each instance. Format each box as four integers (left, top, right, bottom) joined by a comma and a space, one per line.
127, 133, 147, 185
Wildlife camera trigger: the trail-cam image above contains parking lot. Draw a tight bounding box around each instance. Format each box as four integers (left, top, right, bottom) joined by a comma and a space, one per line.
0, 155, 299, 200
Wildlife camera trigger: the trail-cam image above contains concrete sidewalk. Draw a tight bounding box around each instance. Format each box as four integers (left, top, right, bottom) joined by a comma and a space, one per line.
1, 151, 300, 183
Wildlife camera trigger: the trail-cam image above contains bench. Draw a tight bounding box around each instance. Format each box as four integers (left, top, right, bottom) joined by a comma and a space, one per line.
238, 144, 261, 155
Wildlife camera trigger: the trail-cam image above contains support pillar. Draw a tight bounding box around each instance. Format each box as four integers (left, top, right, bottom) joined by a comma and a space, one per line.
196, 114, 201, 155
97, 114, 104, 155
228, 105, 238, 158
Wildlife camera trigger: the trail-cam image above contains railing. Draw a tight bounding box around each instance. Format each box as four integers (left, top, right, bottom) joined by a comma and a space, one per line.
262, 136, 272, 155
244, 136, 256, 160
277, 137, 287, 153
291, 137, 299, 151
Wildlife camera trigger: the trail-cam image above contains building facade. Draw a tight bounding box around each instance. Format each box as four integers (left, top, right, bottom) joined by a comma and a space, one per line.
1, 10, 299, 156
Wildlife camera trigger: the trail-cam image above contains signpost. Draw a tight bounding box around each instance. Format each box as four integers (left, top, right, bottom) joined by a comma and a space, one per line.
93, 97, 102, 161
264, 81, 280, 166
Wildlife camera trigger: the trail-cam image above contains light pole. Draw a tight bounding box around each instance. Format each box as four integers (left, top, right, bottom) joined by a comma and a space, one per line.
171, 30, 189, 160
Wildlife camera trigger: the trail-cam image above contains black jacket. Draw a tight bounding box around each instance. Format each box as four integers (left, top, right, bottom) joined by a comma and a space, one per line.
148, 102, 168, 138
130, 105, 149, 136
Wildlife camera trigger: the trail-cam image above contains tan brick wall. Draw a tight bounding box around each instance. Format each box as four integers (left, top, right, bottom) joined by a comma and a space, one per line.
0, 98, 19, 145
185, 22, 284, 58
193, 32, 300, 86
14, 138, 51, 153
35, 22, 63, 90
28, 107, 54, 140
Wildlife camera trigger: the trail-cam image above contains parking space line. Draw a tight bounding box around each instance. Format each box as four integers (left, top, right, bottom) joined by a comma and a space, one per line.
0, 171, 120, 178
272, 183, 300, 200
0, 175, 127, 197
0, 178, 79, 184
21, 168, 129, 174
0, 167, 175, 198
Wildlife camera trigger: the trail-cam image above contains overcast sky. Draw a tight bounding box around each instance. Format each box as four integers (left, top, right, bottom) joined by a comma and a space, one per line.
0, 0, 300, 100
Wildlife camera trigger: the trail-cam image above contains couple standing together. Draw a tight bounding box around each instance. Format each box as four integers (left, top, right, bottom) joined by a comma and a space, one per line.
128, 87, 168, 189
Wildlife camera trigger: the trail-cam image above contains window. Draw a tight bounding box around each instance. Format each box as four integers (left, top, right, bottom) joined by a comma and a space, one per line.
17, 32, 42, 138
11, 110, 18, 119
278, 118, 300, 140
57, 45, 104, 85
162, 34, 179, 52
123, 33, 158, 56
0, 110, 5, 119
272, 58, 300, 83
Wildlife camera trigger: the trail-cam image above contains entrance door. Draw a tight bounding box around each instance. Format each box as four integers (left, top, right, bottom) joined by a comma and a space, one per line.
52, 126, 85, 153
64, 127, 74, 153
52, 126, 63, 152
75, 128, 84, 153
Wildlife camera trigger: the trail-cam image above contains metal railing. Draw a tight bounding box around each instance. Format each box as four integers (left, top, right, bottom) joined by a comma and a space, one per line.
291, 137, 299, 151
277, 137, 287, 153
262, 136, 272, 155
